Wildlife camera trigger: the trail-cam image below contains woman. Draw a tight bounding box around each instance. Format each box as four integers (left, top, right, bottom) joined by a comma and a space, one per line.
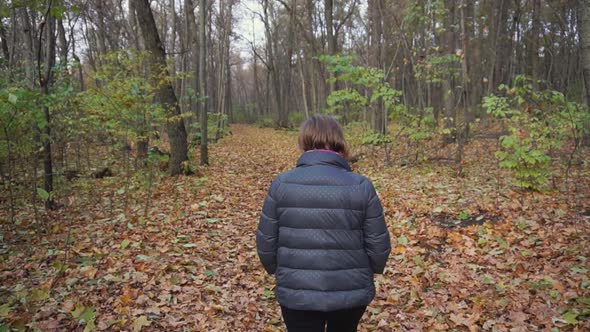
256, 115, 391, 332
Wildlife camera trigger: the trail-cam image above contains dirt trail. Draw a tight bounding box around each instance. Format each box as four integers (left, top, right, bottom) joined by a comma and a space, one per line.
133, 125, 300, 331
184, 125, 299, 330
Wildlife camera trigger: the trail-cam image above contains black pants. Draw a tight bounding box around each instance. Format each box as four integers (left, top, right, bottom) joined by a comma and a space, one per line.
280, 305, 366, 332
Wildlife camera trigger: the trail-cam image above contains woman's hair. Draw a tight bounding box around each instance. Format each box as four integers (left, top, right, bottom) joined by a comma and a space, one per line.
298, 115, 349, 159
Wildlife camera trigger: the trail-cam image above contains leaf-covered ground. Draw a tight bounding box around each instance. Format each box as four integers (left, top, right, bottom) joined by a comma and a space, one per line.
1, 125, 589, 331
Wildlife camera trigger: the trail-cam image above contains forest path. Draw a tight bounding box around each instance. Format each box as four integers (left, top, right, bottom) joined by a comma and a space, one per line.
163, 124, 300, 330
1, 126, 589, 331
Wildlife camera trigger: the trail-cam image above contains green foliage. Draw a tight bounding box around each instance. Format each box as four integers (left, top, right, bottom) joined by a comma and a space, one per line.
360, 131, 392, 146
78, 51, 164, 148
484, 75, 589, 191
403, 1, 447, 29
495, 135, 552, 190
415, 54, 461, 84
288, 112, 305, 128
210, 112, 231, 139
190, 113, 230, 145
343, 121, 370, 147
36, 188, 50, 202
320, 54, 439, 162
326, 89, 366, 118
458, 211, 471, 221
0, 64, 75, 201
0, 86, 44, 160
256, 117, 276, 128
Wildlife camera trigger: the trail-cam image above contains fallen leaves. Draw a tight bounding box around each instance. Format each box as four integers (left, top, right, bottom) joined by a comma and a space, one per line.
0, 125, 588, 331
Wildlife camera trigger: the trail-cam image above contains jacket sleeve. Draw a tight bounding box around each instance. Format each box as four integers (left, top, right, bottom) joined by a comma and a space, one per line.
362, 178, 391, 274
256, 177, 281, 274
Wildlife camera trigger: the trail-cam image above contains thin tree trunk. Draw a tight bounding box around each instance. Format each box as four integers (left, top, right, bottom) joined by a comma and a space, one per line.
184, 0, 200, 129
325, 0, 336, 94
580, 0, 590, 144
0, 20, 9, 66
262, 0, 283, 127
57, 19, 68, 64
527, 0, 540, 79
40, 0, 57, 208
298, 52, 310, 119
199, 0, 209, 165
580, 0, 590, 107
443, 0, 456, 143
22, 7, 37, 87
369, 0, 386, 134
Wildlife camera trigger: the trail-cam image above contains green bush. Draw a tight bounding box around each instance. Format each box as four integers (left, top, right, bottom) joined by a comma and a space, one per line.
289, 112, 305, 128
484, 75, 588, 191
190, 113, 230, 145
256, 117, 276, 128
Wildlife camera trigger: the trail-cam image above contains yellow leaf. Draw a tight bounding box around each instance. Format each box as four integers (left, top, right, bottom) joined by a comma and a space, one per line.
120, 294, 132, 305
394, 245, 406, 254
133, 315, 151, 332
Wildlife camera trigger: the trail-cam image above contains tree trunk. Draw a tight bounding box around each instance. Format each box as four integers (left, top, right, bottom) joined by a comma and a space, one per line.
580, 0, 590, 107
280, 0, 295, 126
527, 0, 540, 79
95, 0, 108, 60
185, 0, 200, 128
580, 0, 590, 144
22, 7, 37, 87
369, 0, 386, 134
199, 0, 209, 165
262, 0, 284, 127
443, 0, 456, 143
40, 0, 57, 208
133, 0, 189, 175
491, 0, 509, 91
325, 0, 337, 94
0, 20, 9, 66
57, 19, 67, 64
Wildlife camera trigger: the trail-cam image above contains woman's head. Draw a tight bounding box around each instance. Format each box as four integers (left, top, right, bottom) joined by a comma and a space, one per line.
298, 115, 349, 159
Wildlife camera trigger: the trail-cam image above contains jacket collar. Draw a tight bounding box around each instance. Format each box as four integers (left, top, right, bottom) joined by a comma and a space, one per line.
296, 150, 351, 171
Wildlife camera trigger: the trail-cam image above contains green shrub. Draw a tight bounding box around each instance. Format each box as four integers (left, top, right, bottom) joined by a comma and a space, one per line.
256, 117, 276, 128
484, 75, 588, 191
288, 112, 305, 128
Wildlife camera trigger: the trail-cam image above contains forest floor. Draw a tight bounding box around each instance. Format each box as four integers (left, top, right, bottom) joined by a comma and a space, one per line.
1, 125, 590, 331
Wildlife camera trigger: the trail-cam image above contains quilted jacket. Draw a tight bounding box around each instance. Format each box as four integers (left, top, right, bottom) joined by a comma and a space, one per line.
256, 150, 391, 311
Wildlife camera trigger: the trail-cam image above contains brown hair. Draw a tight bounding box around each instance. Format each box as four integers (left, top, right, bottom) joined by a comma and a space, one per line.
298, 115, 349, 159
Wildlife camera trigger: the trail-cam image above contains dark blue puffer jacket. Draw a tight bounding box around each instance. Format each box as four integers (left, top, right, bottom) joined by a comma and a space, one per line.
256, 150, 391, 312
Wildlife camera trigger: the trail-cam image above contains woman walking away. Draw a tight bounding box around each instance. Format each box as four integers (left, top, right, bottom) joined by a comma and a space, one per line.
256, 115, 391, 332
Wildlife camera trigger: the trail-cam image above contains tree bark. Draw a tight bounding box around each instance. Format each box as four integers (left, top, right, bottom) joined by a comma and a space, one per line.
442, 0, 456, 142
199, 0, 209, 165
580, 0, 590, 107
40, 0, 57, 208
262, 0, 284, 127
369, 0, 386, 134
95, 0, 108, 60
57, 19, 68, 64
133, 0, 189, 175
580, 0, 590, 145
325, 0, 336, 94
0, 20, 9, 67
185, 0, 200, 126
527, 0, 540, 79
